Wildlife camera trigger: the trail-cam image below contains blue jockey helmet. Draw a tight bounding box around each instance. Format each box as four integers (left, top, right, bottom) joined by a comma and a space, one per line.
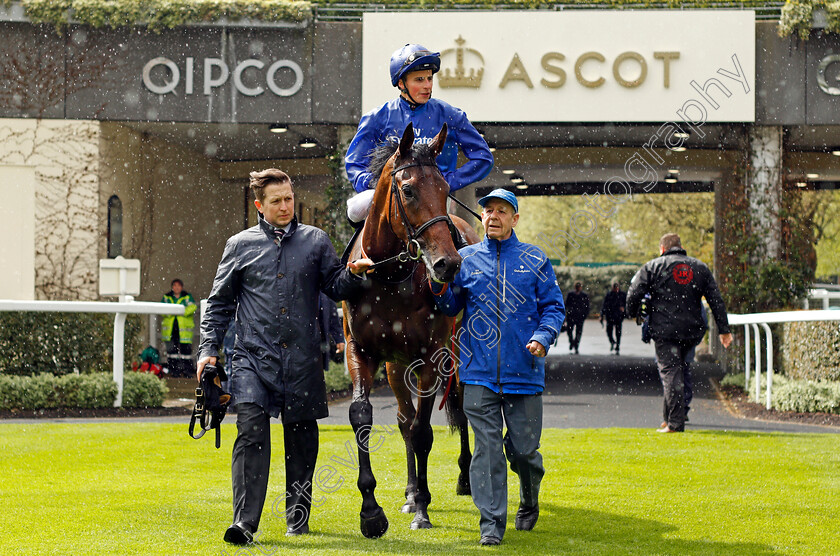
389, 44, 441, 87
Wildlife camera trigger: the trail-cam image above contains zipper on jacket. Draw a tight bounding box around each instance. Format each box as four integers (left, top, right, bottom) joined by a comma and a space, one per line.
496, 242, 502, 394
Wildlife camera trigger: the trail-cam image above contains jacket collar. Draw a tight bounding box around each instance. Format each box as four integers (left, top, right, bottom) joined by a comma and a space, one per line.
258, 212, 298, 239
398, 96, 427, 112
662, 246, 687, 257
484, 230, 520, 250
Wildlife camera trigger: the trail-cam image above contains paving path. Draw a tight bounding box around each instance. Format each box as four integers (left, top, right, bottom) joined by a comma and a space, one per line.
4, 319, 838, 433
324, 318, 839, 434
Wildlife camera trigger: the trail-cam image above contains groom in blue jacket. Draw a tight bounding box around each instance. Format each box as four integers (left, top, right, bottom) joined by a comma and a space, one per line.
431, 189, 565, 546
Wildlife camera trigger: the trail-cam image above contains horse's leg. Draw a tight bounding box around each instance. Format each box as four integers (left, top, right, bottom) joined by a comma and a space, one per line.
346, 339, 389, 538
386, 362, 419, 514
446, 323, 472, 496
406, 362, 439, 530
454, 381, 472, 496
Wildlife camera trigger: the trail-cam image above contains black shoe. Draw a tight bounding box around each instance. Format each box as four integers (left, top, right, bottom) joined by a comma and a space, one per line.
224, 522, 254, 545
286, 523, 310, 536
479, 535, 502, 546
515, 503, 539, 531
574, 348, 579, 355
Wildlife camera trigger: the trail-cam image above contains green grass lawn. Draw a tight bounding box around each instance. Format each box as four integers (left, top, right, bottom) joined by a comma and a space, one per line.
1, 423, 838, 555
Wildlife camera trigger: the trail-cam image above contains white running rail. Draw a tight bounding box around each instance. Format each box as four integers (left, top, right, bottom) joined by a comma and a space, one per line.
0, 299, 185, 407
727, 310, 840, 410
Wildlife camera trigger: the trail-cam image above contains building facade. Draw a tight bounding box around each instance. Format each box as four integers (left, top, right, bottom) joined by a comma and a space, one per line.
0, 7, 837, 308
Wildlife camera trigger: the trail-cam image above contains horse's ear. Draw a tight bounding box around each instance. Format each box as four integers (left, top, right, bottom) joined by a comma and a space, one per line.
397, 123, 415, 159
429, 124, 448, 158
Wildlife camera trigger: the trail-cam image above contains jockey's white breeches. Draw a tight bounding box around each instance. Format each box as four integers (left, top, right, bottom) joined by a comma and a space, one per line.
346, 189, 375, 223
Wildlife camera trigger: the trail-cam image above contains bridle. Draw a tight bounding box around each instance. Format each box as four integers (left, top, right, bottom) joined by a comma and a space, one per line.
363, 161, 455, 275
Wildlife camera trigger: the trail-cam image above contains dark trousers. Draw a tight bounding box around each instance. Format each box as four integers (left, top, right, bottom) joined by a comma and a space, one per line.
231, 403, 319, 532
655, 346, 695, 416
566, 320, 584, 350
654, 340, 695, 431
606, 320, 623, 348
463, 385, 544, 540
165, 341, 193, 377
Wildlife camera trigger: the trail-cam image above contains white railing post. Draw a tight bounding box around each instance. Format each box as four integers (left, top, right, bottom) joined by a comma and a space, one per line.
760, 322, 773, 410
113, 312, 127, 407
752, 324, 761, 401
743, 324, 751, 388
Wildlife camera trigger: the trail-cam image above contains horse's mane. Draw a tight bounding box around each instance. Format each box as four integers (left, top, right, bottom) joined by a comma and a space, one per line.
367, 138, 436, 183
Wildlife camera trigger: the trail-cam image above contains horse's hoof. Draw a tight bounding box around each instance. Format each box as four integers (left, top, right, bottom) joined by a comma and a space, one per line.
410, 515, 433, 530
401, 501, 417, 514
360, 508, 389, 538
456, 478, 471, 496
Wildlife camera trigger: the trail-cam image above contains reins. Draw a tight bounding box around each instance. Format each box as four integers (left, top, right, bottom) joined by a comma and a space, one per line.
447, 193, 481, 221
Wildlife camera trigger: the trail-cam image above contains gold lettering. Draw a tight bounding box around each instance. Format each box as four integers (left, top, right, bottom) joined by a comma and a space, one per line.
499, 53, 534, 89
654, 51, 680, 89
540, 52, 566, 89
613, 51, 647, 88
575, 52, 605, 89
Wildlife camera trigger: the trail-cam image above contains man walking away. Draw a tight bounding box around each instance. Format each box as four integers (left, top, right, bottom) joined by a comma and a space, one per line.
626, 233, 732, 433
565, 282, 589, 354
600, 282, 626, 355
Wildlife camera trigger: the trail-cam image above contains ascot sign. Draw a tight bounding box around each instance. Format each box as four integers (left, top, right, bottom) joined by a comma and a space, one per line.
142, 56, 304, 97
362, 11, 756, 122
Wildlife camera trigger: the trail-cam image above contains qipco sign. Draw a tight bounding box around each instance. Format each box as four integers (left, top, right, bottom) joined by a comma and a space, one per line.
142, 57, 304, 97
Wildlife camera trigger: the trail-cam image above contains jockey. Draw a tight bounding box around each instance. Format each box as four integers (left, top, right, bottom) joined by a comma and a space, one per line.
345, 43, 494, 224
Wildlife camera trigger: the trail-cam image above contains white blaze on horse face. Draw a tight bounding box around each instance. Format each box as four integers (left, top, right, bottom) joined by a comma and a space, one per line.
481, 199, 519, 241
255, 181, 295, 228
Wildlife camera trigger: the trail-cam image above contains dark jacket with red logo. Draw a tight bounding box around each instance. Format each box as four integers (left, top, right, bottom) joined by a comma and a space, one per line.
626, 247, 730, 344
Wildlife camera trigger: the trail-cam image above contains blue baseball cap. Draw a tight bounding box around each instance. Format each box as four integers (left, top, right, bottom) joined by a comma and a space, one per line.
478, 189, 518, 213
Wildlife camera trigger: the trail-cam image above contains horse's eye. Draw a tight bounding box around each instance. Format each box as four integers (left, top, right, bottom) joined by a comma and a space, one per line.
401, 184, 414, 198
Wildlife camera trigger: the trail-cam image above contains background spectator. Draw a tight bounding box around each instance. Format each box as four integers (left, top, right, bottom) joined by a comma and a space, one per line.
161, 278, 196, 377
565, 282, 590, 354
600, 282, 626, 355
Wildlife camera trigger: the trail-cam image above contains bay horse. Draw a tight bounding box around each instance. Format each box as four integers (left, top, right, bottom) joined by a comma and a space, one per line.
342, 123, 479, 538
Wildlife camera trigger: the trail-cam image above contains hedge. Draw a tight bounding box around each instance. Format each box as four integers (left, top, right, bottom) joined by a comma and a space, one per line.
781, 320, 840, 381
5, 0, 835, 40
554, 264, 639, 318
9, 0, 313, 32
0, 371, 167, 410
122, 371, 168, 407
723, 371, 840, 414
0, 312, 143, 377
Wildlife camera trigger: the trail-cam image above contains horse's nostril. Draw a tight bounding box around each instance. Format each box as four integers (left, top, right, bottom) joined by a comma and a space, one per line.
433, 257, 461, 282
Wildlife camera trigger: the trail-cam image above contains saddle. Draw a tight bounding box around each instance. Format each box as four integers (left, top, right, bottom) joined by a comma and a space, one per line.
188, 363, 231, 449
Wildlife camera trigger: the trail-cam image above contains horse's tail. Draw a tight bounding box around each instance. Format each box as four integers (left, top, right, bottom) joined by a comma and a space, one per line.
443, 369, 467, 434
443, 317, 468, 434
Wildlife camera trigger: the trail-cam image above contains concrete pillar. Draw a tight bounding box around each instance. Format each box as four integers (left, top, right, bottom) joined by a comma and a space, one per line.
449, 186, 481, 226
747, 125, 784, 261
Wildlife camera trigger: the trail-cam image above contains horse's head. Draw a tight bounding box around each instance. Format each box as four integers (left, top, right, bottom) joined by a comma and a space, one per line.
378, 123, 461, 283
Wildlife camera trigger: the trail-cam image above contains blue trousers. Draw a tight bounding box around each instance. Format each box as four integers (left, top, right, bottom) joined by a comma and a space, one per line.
463, 384, 544, 540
